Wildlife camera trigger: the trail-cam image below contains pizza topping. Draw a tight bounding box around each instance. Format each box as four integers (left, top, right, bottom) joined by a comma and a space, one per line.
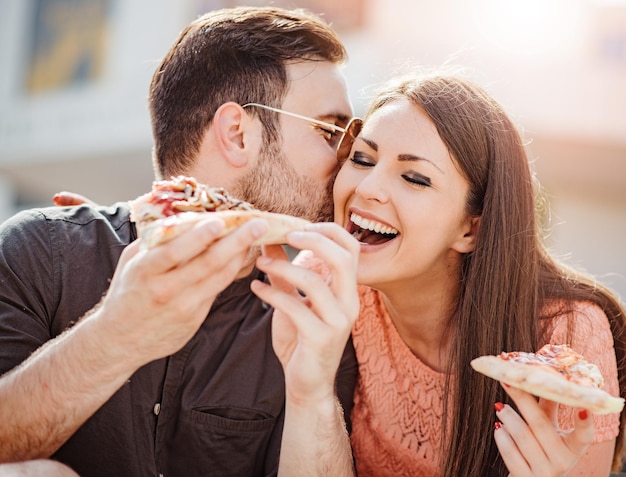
349, 212, 398, 245
499, 344, 604, 389
128, 175, 311, 250
130, 175, 255, 225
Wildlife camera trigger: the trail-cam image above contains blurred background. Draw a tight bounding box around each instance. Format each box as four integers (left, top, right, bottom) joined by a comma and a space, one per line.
0, 0, 625, 300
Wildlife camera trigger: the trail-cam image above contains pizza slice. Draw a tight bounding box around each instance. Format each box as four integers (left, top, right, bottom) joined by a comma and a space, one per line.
129, 175, 310, 249
470, 344, 624, 414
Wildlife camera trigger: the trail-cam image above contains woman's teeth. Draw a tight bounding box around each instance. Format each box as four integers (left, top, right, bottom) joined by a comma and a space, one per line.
350, 212, 398, 235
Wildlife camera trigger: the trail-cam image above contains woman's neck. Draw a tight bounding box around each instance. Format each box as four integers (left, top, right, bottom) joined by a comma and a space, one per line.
379, 276, 459, 373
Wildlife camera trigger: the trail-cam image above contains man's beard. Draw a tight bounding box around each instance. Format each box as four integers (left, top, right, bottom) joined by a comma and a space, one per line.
230, 142, 335, 223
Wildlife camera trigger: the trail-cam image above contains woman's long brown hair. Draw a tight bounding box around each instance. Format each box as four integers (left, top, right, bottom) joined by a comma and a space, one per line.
366, 71, 626, 476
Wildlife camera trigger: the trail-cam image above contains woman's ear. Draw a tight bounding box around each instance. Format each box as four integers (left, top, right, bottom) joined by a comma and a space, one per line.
454, 215, 481, 253
212, 102, 259, 168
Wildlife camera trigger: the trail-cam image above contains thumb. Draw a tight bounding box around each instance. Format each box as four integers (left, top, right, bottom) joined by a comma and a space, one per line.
259, 245, 296, 294
116, 239, 143, 268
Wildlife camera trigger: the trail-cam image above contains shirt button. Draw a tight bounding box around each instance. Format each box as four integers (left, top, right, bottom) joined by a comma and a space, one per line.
153, 403, 161, 415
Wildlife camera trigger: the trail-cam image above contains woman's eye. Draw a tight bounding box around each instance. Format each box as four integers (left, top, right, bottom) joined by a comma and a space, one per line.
349, 152, 375, 167
402, 173, 432, 188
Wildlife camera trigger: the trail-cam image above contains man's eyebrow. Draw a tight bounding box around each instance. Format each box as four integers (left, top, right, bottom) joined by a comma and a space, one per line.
319, 112, 352, 124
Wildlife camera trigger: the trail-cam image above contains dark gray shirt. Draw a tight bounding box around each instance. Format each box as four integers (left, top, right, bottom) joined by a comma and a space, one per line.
0, 203, 357, 477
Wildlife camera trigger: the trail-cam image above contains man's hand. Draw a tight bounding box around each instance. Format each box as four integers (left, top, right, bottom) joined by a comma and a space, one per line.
94, 216, 269, 365
251, 223, 359, 404
52, 191, 95, 206
250, 223, 359, 476
0, 215, 269, 461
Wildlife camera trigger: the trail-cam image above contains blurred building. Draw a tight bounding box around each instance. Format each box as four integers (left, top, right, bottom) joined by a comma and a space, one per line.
1, 0, 625, 300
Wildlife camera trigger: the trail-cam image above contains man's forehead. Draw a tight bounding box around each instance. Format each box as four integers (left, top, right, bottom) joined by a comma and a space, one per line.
283, 61, 353, 119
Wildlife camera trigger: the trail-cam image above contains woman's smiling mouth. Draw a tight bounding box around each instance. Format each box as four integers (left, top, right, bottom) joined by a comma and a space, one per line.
348, 212, 399, 245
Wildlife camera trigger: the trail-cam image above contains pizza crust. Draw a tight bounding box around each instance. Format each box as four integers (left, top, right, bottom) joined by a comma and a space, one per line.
471, 355, 624, 414
137, 209, 310, 250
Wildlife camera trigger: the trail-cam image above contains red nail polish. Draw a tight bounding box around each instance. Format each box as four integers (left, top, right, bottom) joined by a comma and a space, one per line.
494, 421, 502, 430
495, 402, 505, 412
578, 409, 589, 420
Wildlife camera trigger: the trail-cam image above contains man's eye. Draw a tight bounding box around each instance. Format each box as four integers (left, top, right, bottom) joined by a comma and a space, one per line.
315, 126, 340, 147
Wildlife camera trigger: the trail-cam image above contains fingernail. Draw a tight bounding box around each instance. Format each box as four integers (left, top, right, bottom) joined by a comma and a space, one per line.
251, 221, 269, 238
578, 409, 589, 420
494, 422, 502, 430
256, 256, 272, 266
495, 402, 505, 412
287, 231, 306, 241
205, 221, 224, 235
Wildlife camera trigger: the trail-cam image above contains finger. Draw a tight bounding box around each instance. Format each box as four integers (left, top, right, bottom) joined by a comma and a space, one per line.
255, 256, 354, 331
171, 218, 270, 288
297, 223, 360, 273
147, 220, 270, 315
250, 278, 328, 339
53, 191, 96, 206
286, 225, 359, 301
493, 421, 532, 477
141, 217, 268, 298
113, 238, 143, 271
255, 257, 333, 308
499, 384, 585, 475
139, 217, 227, 273
304, 222, 360, 257
501, 384, 562, 453
252, 277, 349, 398
260, 244, 296, 294
495, 400, 550, 470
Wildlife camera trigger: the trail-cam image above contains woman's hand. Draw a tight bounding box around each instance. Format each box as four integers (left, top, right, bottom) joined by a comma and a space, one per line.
494, 383, 595, 477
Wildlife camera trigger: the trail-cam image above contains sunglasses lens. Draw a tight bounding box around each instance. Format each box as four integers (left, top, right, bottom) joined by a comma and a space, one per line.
336, 119, 363, 162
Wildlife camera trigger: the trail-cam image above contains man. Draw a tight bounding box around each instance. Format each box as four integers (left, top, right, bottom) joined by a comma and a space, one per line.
0, 7, 358, 476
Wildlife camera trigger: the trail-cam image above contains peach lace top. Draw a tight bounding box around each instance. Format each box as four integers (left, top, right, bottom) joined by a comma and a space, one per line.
350, 286, 620, 477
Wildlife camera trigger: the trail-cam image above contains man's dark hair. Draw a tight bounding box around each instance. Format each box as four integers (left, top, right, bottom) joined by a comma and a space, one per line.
149, 6, 347, 178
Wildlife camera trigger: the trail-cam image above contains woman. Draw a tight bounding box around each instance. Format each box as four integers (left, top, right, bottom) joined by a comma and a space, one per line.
252, 70, 626, 476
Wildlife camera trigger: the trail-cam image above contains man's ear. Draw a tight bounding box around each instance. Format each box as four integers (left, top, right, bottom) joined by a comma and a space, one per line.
212, 102, 259, 168
453, 215, 481, 254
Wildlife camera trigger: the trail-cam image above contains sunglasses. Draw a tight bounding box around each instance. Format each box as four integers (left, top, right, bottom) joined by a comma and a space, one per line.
242, 103, 362, 162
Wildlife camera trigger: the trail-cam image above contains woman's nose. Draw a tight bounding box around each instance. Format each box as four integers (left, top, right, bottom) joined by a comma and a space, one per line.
354, 167, 389, 204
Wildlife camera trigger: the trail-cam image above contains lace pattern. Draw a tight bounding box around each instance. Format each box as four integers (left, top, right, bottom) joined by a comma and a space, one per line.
350, 287, 620, 476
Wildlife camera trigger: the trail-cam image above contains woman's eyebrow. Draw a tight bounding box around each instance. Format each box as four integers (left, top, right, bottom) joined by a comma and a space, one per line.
357, 136, 444, 173
398, 154, 444, 173
358, 136, 378, 151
